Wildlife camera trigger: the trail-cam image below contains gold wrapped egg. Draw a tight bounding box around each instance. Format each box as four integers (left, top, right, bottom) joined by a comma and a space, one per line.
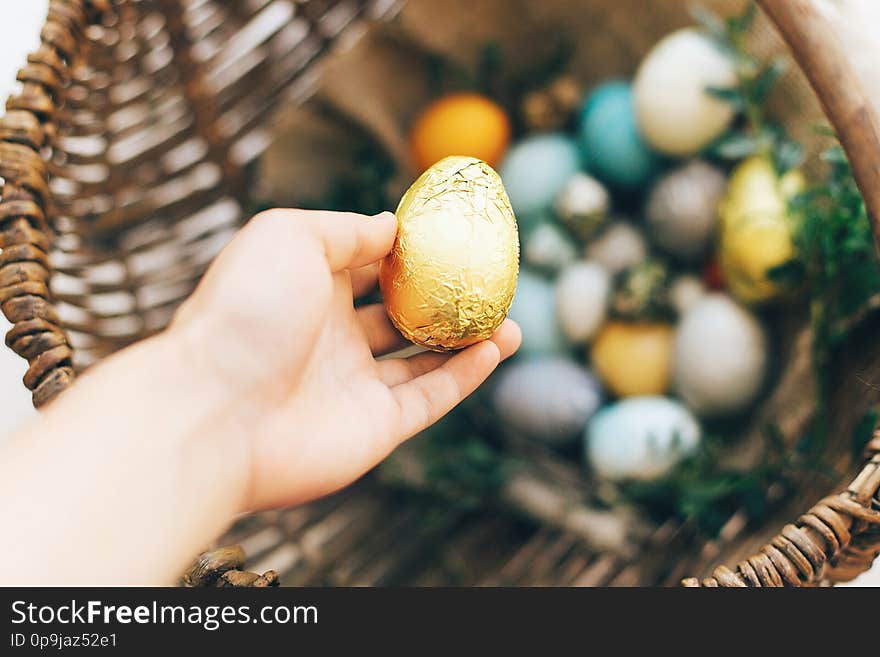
380, 156, 520, 351
718, 156, 805, 304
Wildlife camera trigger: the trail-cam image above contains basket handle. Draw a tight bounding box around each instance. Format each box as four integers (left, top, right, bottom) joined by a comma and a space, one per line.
682, 0, 880, 587
758, 0, 880, 243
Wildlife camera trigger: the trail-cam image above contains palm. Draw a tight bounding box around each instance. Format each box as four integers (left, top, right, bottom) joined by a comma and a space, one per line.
176, 210, 519, 511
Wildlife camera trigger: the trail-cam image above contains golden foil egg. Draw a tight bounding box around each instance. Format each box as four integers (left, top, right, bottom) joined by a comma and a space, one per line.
380, 156, 520, 351
718, 156, 805, 304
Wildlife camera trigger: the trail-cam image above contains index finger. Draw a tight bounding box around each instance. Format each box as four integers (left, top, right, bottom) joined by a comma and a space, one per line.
255, 209, 397, 273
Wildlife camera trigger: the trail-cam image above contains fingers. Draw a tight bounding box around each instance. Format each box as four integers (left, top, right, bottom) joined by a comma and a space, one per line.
254, 209, 397, 273
350, 263, 379, 298
377, 350, 451, 387
357, 304, 409, 356
485, 319, 522, 360
389, 320, 521, 438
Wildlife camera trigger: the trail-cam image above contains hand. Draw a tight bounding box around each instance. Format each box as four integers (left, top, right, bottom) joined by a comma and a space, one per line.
0, 208, 518, 585
171, 209, 521, 511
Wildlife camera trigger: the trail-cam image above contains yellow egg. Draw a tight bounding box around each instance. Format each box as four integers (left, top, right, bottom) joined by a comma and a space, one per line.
380, 156, 519, 351
410, 93, 511, 171
718, 156, 805, 303
591, 322, 674, 397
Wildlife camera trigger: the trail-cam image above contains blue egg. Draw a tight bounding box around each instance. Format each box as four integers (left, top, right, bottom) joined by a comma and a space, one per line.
493, 358, 603, 445
579, 81, 660, 189
507, 269, 567, 355
499, 134, 581, 226
585, 396, 701, 481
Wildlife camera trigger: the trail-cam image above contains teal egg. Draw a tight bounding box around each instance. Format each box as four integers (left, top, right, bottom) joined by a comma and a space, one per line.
585, 396, 701, 481
507, 269, 567, 355
579, 81, 660, 190
499, 134, 581, 226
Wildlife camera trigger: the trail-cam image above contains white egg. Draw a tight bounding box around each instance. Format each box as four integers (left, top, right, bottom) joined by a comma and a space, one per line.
634, 28, 737, 156
584, 220, 648, 275
556, 260, 611, 343
523, 222, 578, 272
669, 274, 707, 315
586, 396, 701, 481
554, 173, 610, 241
645, 160, 727, 260
673, 293, 768, 417
494, 358, 603, 445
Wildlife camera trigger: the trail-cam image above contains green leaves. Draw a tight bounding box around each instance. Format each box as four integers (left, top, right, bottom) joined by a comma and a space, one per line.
695, 3, 805, 175
691, 2, 756, 46
622, 425, 791, 536
751, 58, 786, 105
851, 408, 879, 461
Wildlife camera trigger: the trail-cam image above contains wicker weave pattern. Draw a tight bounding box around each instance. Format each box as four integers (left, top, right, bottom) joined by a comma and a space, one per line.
0, 0, 391, 407
683, 436, 880, 586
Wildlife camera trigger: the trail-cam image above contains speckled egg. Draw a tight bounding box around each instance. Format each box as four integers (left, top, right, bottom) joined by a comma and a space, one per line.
579, 81, 660, 189
673, 293, 767, 418
646, 160, 727, 260
554, 173, 610, 241
523, 221, 578, 273
586, 396, 701, 481
584, 220, 648, 275
633, 28, 737, 156
591, 321, 674, 397
499, 134, 582, 224
507, 269, 567, 356
493, 358, 603, 445
556, 260, 611, 344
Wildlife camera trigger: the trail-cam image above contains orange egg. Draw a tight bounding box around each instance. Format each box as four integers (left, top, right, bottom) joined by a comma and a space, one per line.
591, 321, 674, 397
410, 93, 511, 171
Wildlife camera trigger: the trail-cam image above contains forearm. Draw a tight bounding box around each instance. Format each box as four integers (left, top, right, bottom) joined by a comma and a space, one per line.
0, 323, 250, 585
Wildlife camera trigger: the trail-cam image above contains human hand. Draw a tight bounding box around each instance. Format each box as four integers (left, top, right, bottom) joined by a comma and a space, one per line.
171, 209, 521, 512
0, 208, 518, 584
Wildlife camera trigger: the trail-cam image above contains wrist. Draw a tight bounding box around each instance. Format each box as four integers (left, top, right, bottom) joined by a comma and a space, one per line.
150, 321, 256, 519
36, 325, 256, 582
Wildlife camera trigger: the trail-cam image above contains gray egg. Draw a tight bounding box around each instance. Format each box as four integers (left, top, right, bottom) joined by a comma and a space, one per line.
673, 293, 767, 418
584, 220, 648, 275
645, 160, 726, 260
493, 358, 603, 445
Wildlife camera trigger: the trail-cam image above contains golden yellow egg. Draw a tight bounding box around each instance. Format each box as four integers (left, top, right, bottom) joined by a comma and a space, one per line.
380, 156, 520, 351
718, 156, 805, 303
591, 322, 674, 397
410, 93, 511, 171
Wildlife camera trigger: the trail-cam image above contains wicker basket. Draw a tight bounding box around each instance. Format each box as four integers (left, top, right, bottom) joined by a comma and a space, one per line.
1, 0, 878, 586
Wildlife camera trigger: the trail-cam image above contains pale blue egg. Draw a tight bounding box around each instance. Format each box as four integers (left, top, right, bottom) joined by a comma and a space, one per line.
579, 81, 660, 190
507, 269, 567, 355
585, 396, 701, 481
493, 358, 603, 445
499, 134, 582, 226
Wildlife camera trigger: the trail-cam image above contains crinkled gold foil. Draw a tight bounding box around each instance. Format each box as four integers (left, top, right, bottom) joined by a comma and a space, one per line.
380, 156, 520, 351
